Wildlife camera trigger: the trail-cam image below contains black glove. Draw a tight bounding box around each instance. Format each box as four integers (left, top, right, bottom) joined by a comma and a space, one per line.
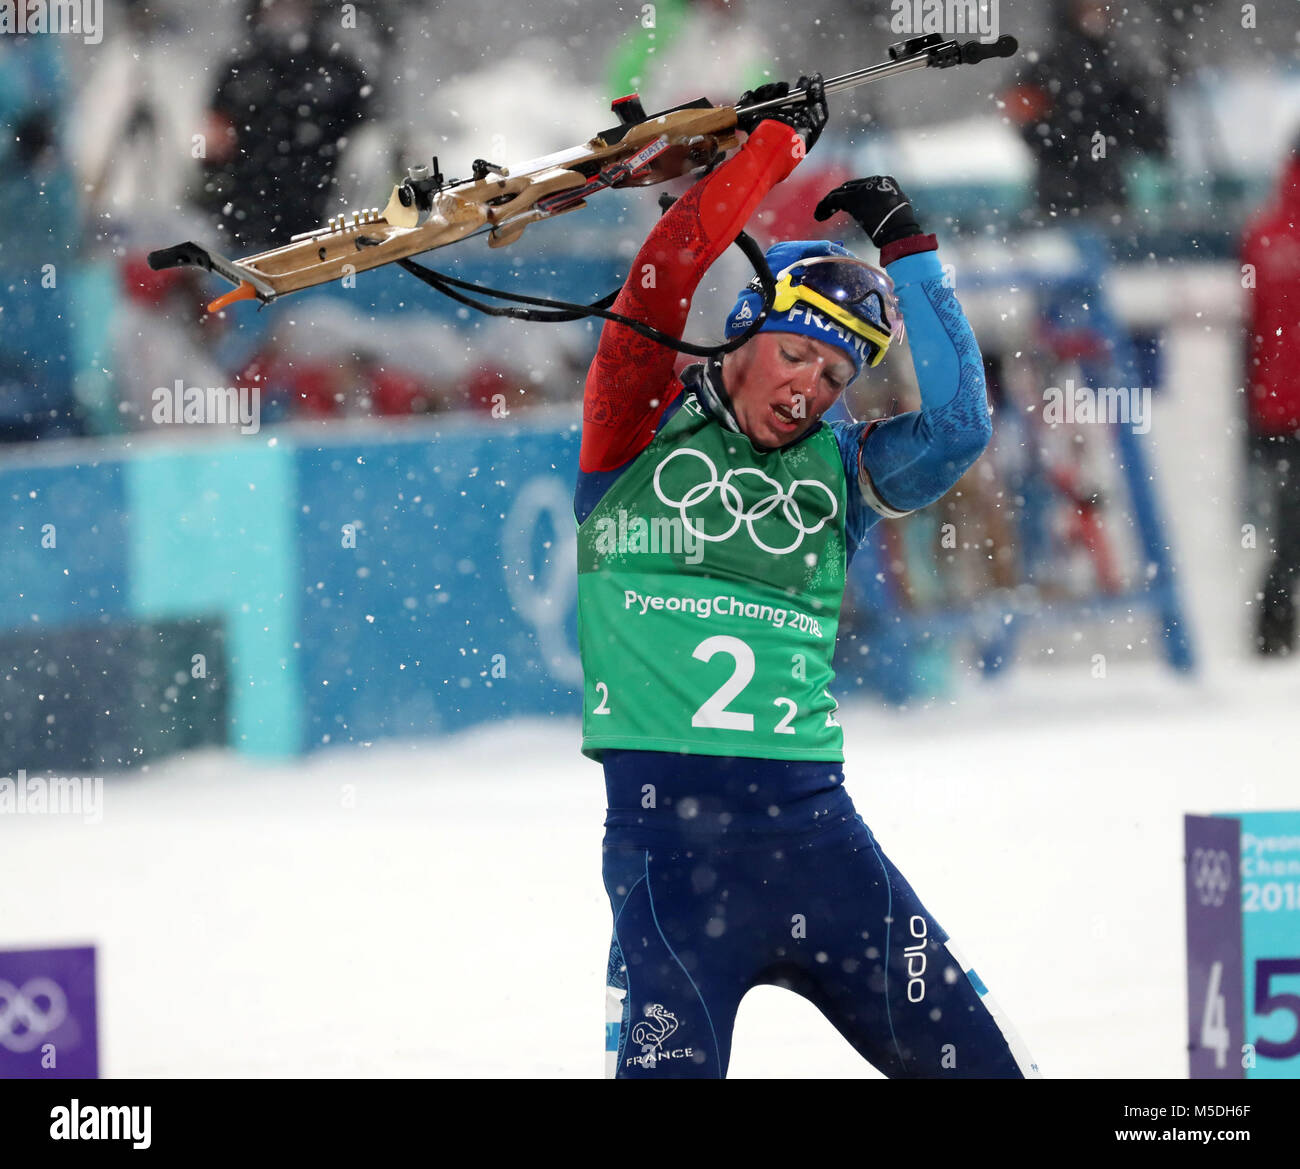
814, 175, 922, 248
736, 73, 828, 154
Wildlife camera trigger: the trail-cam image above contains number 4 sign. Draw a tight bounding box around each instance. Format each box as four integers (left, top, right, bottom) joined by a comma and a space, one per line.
1185, 812, 1300, 1079
1185, 815, 1245, 1078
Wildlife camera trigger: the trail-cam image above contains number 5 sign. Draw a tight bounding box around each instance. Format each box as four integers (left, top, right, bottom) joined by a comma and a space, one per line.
1185, 812, 1300, 1079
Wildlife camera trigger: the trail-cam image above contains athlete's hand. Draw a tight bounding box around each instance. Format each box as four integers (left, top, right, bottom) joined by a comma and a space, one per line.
736, 73, 828, 154
814, 176, 922, 248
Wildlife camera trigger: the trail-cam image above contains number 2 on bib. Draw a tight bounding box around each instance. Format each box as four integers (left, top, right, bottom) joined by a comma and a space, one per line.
691, 635, 755, 731
691, 634, 801, 736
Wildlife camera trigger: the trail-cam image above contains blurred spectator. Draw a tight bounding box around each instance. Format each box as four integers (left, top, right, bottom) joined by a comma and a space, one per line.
1241, 132, 1300, 656
1002, 0, 1166, 225
234, 348, 447, 421
466, 363, 528, 416
0, 14, 82, 442
196, 0, 370, 251
74, 0, 210, 249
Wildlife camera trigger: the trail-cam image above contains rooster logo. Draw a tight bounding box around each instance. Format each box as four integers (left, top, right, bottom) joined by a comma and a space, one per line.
630, 1003, 679, 1051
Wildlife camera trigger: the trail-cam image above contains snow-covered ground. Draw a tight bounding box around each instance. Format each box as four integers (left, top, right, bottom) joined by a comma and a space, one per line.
6, 655, 1297, 1078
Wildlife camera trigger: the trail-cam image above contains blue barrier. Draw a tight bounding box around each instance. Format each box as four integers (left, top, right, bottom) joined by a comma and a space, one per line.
0, 419, 587, 760
0, 458, 130, 630
293, 422, 583, 751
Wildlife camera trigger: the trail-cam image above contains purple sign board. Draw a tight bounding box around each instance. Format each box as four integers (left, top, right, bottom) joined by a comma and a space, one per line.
1185, 815, 1245, 1078
0, 946, 99, 1079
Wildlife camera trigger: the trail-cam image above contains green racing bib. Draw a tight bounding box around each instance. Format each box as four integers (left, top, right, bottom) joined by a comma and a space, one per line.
578, 392, 849, 761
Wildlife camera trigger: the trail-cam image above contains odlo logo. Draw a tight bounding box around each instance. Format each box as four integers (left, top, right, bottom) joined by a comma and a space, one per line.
626, 1003, 694, 1070
905, 915, 928, 1003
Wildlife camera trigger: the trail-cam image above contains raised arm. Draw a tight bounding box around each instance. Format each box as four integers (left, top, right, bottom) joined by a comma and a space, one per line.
856, 244, 992, 517
580, 119, 805, 474
814, 176, 991, 523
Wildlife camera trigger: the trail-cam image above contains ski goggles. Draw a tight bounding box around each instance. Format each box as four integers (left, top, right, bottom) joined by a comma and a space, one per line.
768, 256, 905, 368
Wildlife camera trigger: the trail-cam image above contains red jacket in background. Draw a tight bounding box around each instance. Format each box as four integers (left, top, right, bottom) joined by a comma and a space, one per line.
1242, 156, 1300, 436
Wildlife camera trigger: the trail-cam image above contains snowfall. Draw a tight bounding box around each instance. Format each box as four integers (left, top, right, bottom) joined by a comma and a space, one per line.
4, 652, 1295, 1079
6, 321, 1300, 1077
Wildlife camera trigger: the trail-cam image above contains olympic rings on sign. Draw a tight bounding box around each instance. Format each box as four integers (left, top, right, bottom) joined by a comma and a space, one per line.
0, 977, 68, 1053
1191, 848, 1233, 908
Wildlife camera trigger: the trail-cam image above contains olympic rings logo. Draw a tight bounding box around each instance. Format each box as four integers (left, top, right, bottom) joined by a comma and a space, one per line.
0, 977, 68, 1052
652, 448, 838, 556
1191, 848, 1233, 908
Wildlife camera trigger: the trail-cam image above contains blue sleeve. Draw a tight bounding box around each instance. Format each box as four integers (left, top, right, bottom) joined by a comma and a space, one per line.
856, 249, 992, 514
830, 422, 882, 563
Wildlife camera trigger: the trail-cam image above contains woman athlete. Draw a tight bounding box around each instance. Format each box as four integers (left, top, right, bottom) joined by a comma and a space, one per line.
575, 78, 1039, 1079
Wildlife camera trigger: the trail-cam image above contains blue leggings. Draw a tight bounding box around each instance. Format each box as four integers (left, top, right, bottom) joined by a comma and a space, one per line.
602, 751, 1039, 1079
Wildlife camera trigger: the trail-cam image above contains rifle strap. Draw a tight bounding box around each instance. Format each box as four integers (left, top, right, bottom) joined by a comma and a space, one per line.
394, 196, 775, 359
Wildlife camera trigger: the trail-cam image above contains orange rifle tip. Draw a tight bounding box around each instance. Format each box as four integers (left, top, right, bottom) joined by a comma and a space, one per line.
207, 281, 258, 314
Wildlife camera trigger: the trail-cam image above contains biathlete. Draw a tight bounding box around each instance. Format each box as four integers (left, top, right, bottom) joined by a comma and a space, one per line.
575, 75, 1039, 1080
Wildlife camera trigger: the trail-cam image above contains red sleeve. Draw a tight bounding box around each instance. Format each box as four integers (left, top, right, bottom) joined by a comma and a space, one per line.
579, 120, 805, 473
878, 232, 938, 267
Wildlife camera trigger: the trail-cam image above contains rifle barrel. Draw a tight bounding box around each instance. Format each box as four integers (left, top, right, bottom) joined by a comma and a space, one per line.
734, 35, 1021, 117
736, 54, 932, 117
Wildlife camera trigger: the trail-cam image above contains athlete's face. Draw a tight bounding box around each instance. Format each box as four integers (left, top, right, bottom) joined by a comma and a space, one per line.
722, 332, 856, 450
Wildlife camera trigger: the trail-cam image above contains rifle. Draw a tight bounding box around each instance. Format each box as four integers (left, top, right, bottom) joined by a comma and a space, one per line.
148, 33, 1016, 346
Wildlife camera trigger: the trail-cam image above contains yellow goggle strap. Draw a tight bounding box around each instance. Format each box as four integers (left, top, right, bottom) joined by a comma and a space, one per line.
770, 279, 894, 368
